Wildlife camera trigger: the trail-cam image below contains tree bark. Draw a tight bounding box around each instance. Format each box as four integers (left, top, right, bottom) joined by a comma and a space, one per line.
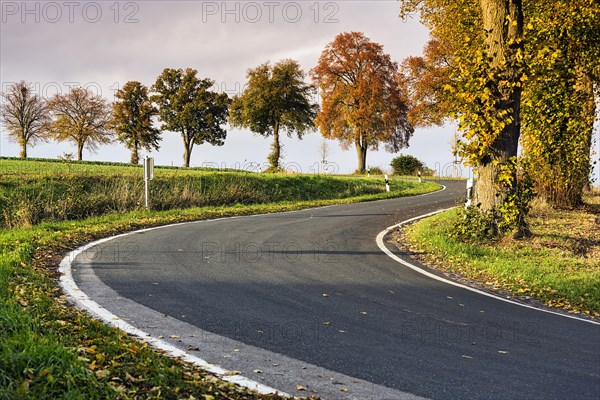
131, 142, 139, 165
183, 144, 192, 168
19, 140, 27, 158
270, 122, 281, 170
77, 143, 84, 161
355, 142, 367, 174
474, 0, 523, 211
182, 130, 193, 168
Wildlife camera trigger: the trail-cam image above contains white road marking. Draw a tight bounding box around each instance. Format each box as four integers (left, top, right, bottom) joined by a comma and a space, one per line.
59, 231, 289, 396
57, 183, 450, 397
375, 209, 600, 326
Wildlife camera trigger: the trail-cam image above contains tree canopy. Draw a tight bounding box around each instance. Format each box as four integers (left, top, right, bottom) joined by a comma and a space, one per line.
152, 68, 230, 168
311, 32, 413, 174
229, 59, 318, 171
400, 0, 599, 217
108, 81, 161, 164
399, 39, 453, 128
48, 87, 112, 161
520, 0, 600, 207
1, 81, 50, 158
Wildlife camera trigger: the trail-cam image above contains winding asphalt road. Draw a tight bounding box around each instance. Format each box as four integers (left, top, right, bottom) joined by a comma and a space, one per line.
72, 181, 600, 400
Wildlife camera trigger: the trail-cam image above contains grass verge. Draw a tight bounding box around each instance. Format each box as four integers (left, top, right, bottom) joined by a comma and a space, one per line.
0, 182, 440, 399
0, 158, 422, 228
399, 190, 600, 317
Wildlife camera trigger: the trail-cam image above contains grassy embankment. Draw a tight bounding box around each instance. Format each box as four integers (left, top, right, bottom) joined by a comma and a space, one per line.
402, 191, 600, 317
0, 157, 440, 399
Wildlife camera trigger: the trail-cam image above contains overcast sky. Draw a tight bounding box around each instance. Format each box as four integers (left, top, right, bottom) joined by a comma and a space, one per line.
0, 1, 518, 177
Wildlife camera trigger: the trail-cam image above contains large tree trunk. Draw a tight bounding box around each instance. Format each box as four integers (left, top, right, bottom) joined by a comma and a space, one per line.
182, 130, 193, 168
19, 139, 27, 158
474, 0, 523, 211
355, 141, 367, 174
183, 144, 192, 168
77, 142, 84, 161
131, 143, 139, 165
269, 122, 281, 170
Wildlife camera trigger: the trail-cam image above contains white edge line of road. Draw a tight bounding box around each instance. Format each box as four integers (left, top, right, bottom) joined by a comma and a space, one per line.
56, 181, 449, 397
376, 208, 600, 326
59, 224, 291, 397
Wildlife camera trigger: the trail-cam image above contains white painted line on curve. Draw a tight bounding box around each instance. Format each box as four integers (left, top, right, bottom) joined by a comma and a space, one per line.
375, 209, 600, 326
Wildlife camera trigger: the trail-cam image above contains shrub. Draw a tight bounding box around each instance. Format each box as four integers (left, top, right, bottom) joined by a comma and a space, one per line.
391, 155, 424, 175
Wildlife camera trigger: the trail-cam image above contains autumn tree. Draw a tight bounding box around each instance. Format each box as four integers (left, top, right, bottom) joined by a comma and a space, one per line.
48, 87, 112, 161
400, 1, 529, 235
311, 32, 413, 174
152, 68, 230, 168
402, 0, 599, 212
108, 81, 161, 164
229, 60, 318, 171
0, 81, 50, 158
457, 0, 525, 218
520, 0, 600, 207
399, 39, 454, 128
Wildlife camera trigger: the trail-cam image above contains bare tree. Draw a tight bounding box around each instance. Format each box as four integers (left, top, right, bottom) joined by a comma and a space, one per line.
0, 81, 50, 158
319, 140, 330, 162
319, 139, 330, 173
48, 87, 112, 160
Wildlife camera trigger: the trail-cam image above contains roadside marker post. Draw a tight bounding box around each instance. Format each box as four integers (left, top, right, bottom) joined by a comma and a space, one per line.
465, 178, 474, 209
144, 157, 154, 210
384, 174, 390, 193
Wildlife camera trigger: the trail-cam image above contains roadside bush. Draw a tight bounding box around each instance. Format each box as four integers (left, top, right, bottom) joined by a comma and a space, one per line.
391, 155, 424, 175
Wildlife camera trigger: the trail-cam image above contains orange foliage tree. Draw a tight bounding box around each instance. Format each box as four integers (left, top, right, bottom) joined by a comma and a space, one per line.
399, 38, 454, 129
310, 32, 413, 173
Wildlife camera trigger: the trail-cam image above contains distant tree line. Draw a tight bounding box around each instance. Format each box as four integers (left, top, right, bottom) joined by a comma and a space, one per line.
1, 32, 415, 171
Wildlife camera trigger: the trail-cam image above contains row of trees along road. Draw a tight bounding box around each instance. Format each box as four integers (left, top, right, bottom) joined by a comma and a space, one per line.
399, 0, 599, 237
1, 32, 414, 171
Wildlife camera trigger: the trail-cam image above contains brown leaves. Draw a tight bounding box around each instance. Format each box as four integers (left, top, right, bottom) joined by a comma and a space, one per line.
311, 32, 413, 160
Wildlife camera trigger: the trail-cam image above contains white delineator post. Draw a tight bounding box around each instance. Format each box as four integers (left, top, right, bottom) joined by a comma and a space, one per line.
465, 178, 474, 209
384, 174, 390, 193
144, 157, 154, 210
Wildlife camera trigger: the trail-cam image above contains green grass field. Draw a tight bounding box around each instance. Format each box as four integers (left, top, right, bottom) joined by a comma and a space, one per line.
0, 157, 437, 229
402, 193, 600, 317
0, 157, 440, 399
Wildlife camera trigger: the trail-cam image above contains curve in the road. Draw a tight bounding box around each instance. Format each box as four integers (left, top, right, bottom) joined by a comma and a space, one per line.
376, 209, 600, 326
60, 229, 288, 396
64, 181, 600, 400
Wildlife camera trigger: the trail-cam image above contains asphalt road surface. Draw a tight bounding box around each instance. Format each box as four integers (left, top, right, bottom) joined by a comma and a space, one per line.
73, 181, 600, 400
